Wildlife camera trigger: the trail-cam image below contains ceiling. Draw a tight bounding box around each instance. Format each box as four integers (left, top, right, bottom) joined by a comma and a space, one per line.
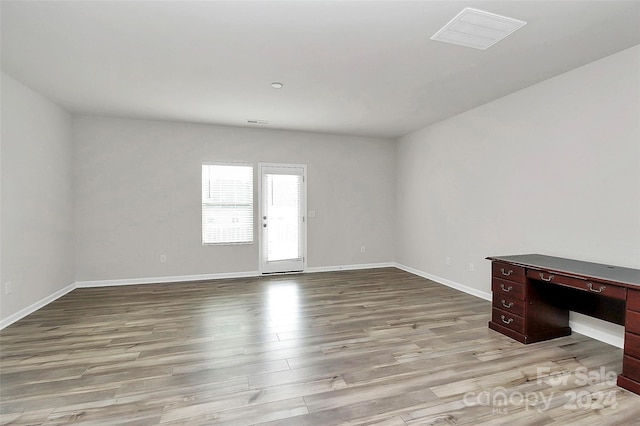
2, 1, 639, 139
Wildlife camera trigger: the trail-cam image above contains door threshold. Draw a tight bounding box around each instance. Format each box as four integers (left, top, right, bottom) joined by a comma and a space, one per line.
261, 270, 304, 275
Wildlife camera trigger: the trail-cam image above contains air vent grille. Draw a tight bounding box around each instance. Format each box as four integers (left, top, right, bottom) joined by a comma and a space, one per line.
431, 8, 526, 50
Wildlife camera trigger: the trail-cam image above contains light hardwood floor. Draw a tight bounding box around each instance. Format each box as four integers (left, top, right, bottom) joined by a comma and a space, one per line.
1, 268, 639, 425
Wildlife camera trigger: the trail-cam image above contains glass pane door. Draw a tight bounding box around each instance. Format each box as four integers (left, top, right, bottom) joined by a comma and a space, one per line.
260, 164, 306, 273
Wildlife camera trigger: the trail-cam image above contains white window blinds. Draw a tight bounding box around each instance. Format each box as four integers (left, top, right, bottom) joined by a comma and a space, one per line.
202, 163, 253, 244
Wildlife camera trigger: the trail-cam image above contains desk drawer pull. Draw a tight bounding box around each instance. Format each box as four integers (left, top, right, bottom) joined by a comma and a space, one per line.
587, 282, 606, 293
500, 284, 513, 292
501, 315, 514, 325
539, 273, 554, 282
500, 268, 513, 277
501, 299, 514, 309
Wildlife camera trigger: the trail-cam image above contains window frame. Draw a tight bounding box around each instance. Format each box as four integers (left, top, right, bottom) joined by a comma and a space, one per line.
202, 162, 254, 246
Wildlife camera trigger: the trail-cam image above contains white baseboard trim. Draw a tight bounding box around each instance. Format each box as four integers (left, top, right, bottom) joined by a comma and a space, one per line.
77, 263, 394, 288
0, 283, 76, 330
3, 264, 391, 328
394, 263, 492, 301
305, 262, 395, 274
395, 263, 624, 348
76, 270, 262, 288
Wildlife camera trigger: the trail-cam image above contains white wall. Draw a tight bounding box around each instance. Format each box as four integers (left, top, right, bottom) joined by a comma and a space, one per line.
73, 116, 395, 283
396, 45, 640, 344
1, 73, 75, 323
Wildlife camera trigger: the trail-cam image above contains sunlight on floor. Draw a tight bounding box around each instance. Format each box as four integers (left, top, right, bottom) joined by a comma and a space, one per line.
267, 283, 300, 329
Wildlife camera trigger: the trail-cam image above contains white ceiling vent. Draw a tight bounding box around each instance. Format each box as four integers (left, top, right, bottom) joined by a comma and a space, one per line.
431, 8, 526, 50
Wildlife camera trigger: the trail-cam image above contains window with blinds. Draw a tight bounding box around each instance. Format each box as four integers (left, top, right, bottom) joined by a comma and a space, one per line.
202, 163, 253, 245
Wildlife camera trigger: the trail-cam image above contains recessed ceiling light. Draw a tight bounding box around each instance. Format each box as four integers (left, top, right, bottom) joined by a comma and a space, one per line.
431, 8, 527, 50
271, 82, 283, 89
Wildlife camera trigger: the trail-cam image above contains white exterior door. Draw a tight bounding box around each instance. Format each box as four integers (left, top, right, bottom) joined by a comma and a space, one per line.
259, 164, 306, 274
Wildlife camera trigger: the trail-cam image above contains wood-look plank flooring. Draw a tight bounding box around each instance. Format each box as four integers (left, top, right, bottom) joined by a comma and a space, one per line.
1, 268, 639, 425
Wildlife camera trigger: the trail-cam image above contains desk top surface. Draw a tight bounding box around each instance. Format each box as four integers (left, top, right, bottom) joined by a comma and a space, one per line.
487, 254, 640, 288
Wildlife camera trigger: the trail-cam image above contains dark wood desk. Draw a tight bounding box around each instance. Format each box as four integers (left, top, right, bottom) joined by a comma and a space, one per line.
486, 254, 640, 395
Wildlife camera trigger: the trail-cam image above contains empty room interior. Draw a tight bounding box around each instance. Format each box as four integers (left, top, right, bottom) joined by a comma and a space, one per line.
2, 1, 640, 425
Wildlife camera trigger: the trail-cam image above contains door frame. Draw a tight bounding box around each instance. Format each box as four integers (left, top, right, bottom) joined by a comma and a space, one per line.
257, 163, 307, 274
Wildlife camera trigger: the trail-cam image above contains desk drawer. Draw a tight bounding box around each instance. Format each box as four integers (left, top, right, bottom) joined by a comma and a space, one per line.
492, 262, 526, 283
623, 355, 640, 383
627, 310, 640, 336
625, 332, 640, 359
492, 308, 524, 334
493, 294, 525, 317
628, 289, 640, 313
492, 278, 526, 300
525, 270, 626, 300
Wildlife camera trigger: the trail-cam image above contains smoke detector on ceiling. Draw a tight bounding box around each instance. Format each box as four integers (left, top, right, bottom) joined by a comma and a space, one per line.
431, 8, 527, 50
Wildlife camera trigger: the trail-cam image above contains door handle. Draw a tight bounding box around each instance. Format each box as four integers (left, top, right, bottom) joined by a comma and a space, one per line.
501, 315, 514, 325
539, 273, 554, 282
587, 282, 605, 293
500, 268, 513, 276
